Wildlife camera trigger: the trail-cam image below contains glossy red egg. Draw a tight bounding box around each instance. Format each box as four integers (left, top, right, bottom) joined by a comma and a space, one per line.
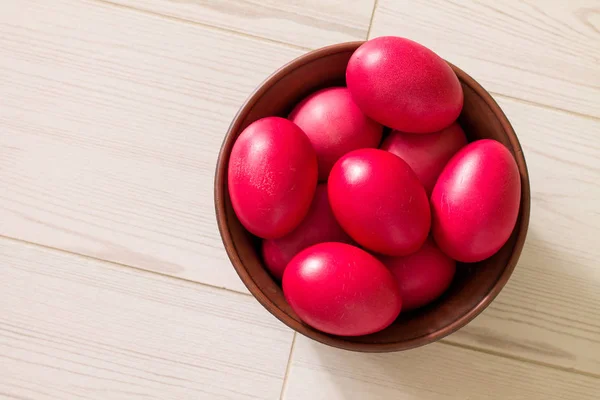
431, 139, 521, 262
380, 239, 456, 311
283, 242, 401, 336
346, 36, 463, 133
289, 87, 383, 181
228, 117, 318, 239
381, 123, 467, 194
328, 148, 430, 256
262, 184, 352, 280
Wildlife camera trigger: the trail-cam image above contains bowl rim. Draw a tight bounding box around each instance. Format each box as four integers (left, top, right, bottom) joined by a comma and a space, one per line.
214, 41, 531, 352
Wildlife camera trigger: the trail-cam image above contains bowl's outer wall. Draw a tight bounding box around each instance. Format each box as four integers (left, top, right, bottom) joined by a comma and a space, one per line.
215, 42, 531, 352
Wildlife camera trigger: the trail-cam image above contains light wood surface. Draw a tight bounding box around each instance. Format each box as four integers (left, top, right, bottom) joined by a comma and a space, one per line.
284, 337, 600, 400
0, 0, 303, 293
0, 237, 293, 400
102, 0, 376, 49
0, 0, 599, 398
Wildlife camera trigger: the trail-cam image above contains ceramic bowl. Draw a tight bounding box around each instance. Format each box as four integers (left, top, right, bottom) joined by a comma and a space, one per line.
215, 41, 530, 352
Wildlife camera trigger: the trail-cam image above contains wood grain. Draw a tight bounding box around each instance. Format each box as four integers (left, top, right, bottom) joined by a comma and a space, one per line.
0, 0, 304, 293
444, 97, 600, 375
101, 0, 375, 49
283, 337, 600, 400
0, 237, 293, 399
370, 0, 600, 118
1, 0, 599, 388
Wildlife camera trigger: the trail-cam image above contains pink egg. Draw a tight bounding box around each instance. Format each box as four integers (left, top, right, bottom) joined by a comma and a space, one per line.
289, 87, 383, 181
262, 184, 352, 280
328, 148, 430, 256
283, 242, 401, 336
228, 117, 318, 239
381, 123, 467, 194
346, 36, 463, 133
380, 239, 456, 311
431, 139, 521, 262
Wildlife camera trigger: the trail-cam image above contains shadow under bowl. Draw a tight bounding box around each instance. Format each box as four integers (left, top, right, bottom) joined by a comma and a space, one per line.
215, 41, 531, 352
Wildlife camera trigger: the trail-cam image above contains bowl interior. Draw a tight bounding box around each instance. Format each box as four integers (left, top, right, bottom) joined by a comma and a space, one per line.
216, 42, 530, 351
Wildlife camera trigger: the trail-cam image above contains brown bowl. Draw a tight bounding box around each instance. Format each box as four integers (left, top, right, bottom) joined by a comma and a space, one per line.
215, 41, 530, 352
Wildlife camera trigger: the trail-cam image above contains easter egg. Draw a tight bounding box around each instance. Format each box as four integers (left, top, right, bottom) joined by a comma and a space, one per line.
431, 139, 521, 262
283, 242, 401, 336
228, 117, 318, 239
262, 184, 352, 280
381, 123, 467, 194
328, 148, 430, 256
380, 239, 456, 311
346, 36, 463, 133
290, 87, 383, 181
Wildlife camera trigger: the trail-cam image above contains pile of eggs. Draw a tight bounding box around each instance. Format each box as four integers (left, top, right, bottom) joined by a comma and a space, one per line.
228, 36, 521, 336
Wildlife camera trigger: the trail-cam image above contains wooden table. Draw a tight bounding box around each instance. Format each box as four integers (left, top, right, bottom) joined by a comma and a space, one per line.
1, 1, 598, 398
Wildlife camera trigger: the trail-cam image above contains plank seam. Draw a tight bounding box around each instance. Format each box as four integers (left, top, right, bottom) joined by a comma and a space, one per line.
440, 339, 600, 380
0, 233, 253, 298
91, 0, 312, 51
279, 333, 298, 400
366, 0, 380, 39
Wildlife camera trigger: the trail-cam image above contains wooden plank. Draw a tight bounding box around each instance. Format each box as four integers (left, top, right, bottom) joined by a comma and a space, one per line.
444, 97, 600, 374
0, 0, 304, 292
0, 237, 293, 399
370, 0, 600, 118
102, 0, 375, 49
283, 337, 600, 400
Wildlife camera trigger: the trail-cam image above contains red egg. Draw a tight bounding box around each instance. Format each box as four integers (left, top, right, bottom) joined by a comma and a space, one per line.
381, 123, 467, 194
380, 239, 456, 311
283, 242, 401, 336
346, 36, 463, 133
289, 87, 383, 181
262, 184, 352, 280
228, 117, 318, 239
431, 139, 521, 262
328, 149, 430, 256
